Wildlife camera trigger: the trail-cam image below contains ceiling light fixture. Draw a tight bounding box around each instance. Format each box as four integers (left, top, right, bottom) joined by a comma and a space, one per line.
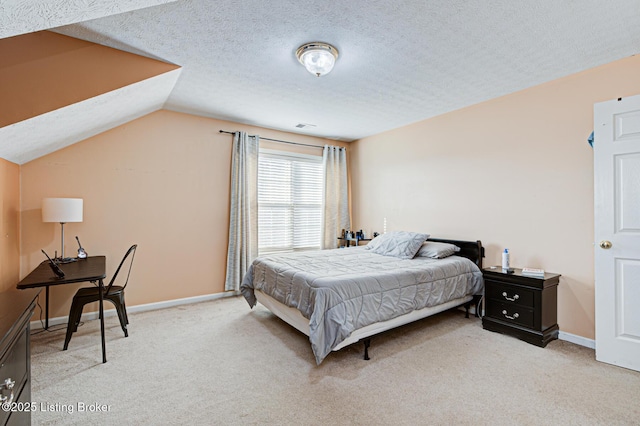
296, 42, 339, 77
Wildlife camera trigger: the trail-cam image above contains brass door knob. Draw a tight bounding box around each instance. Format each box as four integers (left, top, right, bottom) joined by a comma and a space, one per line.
599, 240, 612, 249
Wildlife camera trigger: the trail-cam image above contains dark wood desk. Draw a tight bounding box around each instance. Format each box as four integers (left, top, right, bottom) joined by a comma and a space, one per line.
17, 256, 109, 363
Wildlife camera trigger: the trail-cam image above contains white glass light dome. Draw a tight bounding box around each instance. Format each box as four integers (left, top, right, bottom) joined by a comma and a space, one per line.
296, 42, 339, 77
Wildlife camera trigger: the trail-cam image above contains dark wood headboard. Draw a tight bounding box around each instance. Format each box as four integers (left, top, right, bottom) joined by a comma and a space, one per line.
427, 238, 484, 269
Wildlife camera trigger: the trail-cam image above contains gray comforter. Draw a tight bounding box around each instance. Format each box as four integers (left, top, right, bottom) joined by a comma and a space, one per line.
241, 247, 484, 364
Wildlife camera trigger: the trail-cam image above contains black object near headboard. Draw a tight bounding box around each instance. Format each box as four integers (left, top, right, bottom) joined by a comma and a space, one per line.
427, 238, 484, 269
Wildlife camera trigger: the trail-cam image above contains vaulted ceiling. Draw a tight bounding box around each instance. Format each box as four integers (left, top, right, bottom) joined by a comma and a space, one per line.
2, 0, 640, 164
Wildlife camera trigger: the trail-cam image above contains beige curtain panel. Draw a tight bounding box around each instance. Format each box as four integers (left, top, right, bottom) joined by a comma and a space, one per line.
321, 145, 350, 249
224, 132, 259, 291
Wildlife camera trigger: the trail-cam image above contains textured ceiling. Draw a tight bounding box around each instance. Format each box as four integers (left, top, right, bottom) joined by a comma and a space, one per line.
5, 0, 640, 148
0, 0, 178, 38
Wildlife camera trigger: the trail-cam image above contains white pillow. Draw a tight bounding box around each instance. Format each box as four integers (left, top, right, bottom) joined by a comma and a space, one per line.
414, 241, 461, 259
365, 231, 430, 259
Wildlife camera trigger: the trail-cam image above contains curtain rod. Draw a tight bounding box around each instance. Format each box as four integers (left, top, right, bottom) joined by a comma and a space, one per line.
219, 130, 343, 150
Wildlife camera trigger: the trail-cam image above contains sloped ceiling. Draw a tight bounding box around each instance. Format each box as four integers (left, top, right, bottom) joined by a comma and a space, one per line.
2, 0, 640, 163
0, 31, 181, 164
0, 68, 181, 165
0, 0, 178, 39
0, 2, 182, 165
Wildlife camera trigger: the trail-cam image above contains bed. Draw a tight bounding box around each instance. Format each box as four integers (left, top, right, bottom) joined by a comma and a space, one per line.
241, 235, 484, 364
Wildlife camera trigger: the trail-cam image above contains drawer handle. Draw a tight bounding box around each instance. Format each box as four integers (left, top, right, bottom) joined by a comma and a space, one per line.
0, 377, 15, 406
502, 310, 519, 320
502, 291, 519, 302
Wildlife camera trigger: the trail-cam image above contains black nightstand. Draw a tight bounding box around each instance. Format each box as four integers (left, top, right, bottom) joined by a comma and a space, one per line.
482, 267, 560, 347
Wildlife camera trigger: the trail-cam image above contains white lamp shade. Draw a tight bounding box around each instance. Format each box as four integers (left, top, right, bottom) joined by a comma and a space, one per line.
42, 198, 83, 223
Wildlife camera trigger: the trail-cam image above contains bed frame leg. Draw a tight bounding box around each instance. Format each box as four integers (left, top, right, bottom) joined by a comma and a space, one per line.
473, 295, 482, 318
463, 295, 483, 318
363, 338, 371, 360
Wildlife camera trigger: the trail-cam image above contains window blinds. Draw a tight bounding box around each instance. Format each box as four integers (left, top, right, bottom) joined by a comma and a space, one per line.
258, 151, 323, 255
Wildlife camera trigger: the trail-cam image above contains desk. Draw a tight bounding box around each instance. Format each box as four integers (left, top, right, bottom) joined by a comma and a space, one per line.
17, 256, 109, 363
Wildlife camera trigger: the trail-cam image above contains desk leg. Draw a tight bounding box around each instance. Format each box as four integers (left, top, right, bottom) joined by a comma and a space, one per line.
99, 278, 107, 363
45, 286, 50, 330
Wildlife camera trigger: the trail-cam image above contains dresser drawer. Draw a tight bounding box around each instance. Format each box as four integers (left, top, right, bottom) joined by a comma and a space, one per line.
486, 301, 535, 329
485, 280, 535, 308
1, 327, 28, 426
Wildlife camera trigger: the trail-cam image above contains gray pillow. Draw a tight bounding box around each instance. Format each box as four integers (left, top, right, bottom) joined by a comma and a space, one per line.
365, 231, 430, 259
415, 241, 461, 259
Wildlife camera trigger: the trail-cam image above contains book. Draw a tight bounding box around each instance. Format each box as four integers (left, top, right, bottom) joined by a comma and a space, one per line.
522, 267, 545, 277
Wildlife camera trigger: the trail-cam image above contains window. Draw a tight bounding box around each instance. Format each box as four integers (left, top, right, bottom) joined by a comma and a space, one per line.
258, 150, 323, 255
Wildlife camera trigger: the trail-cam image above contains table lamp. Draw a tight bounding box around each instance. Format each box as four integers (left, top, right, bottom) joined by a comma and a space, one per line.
42, 198, 83, 263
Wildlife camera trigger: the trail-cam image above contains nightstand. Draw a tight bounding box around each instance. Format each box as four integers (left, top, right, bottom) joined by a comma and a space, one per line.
482, 267, 560, 347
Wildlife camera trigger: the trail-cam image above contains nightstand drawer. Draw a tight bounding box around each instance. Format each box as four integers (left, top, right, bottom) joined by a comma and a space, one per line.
486, 301, 535, 328
486, 280, 535, 307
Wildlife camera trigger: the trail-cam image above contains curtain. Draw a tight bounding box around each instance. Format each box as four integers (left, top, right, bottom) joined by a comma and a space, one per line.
321, 145, 350, 249
224, 132, 259, 291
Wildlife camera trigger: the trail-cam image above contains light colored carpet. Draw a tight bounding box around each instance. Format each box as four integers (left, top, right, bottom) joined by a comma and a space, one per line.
30, 296, 640, 425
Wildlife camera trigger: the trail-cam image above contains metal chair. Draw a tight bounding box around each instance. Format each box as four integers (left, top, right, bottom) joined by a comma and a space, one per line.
63, 244, 137, 350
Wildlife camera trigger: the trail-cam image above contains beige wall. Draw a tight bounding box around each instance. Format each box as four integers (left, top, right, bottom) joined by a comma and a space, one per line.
350, 55, 640, 340
0, 158, 20, 293
19, 110, 346, 318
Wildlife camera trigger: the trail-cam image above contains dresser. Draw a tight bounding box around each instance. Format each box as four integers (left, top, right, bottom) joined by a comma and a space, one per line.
482, 267, 560, 347
1, 289, 39, 426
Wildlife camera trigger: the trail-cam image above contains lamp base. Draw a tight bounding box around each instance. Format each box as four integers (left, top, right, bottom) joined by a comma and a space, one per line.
56, 257, 78, 264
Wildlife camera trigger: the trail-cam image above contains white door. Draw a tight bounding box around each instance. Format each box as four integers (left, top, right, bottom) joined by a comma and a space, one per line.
594, 94, 640, 372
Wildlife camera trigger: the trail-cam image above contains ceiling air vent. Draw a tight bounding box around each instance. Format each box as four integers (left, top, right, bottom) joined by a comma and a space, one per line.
295, 123, 317, 129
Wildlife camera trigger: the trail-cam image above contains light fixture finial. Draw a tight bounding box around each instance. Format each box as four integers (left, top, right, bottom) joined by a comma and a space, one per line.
296, 42, 339, 77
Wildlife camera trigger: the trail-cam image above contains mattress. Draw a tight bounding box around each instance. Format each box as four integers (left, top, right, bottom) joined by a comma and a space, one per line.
241, 247, 484, 364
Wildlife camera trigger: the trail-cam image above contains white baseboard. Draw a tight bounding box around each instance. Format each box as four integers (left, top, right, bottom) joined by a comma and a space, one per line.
31, 292, 597, 351
30, 291, 240, 330
558, 330, 595, 349
454, 303, 595, 350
